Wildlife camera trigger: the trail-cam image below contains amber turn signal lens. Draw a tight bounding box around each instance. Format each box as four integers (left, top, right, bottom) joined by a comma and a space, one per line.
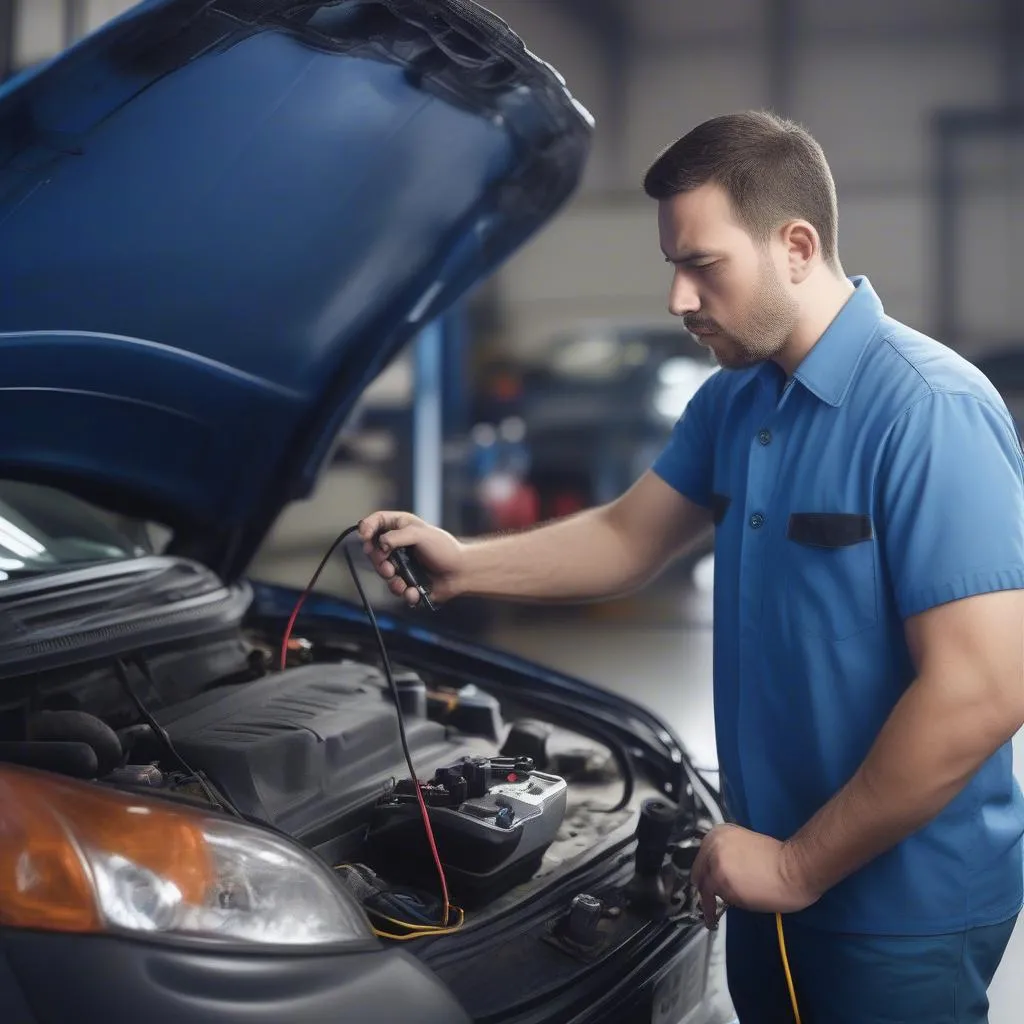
0, 764, 212, 934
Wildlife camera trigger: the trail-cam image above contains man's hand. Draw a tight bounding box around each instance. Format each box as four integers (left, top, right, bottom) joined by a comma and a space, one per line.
690, 824, 820, 929
358, 512, 468, 607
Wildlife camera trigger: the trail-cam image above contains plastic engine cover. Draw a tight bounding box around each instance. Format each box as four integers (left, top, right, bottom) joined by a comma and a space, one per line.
157, 662, 447, 836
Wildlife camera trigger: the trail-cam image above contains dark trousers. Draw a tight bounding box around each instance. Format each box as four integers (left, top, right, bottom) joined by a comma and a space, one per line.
725, 908, 1018, 1023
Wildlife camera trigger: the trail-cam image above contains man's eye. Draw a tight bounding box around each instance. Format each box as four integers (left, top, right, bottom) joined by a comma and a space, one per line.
693, 262, 718, 272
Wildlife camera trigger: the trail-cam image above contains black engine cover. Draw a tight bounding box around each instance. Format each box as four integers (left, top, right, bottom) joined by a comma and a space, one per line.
156, 662, 448, 837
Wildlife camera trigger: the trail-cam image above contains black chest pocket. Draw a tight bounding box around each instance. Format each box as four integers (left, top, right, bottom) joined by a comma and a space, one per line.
783, 512, 878, 640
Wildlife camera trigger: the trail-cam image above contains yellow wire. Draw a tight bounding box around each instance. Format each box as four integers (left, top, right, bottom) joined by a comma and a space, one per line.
368, 905, 465, 933
333, 863, 465, 938
370, 906, 466, 941
372, 923, 465, 941
775, 912, 802, 1024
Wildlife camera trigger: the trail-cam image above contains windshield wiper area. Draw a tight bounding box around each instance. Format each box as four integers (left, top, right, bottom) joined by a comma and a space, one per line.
0, 556, 251, 677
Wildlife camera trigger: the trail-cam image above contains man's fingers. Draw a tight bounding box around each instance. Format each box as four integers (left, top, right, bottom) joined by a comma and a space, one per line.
700, 878, 719, 930
691, 833, 719, 930
373, 552, 395, 578
387, 575, 422, 605
358, 512, 417, 543
376, 526, 421, 553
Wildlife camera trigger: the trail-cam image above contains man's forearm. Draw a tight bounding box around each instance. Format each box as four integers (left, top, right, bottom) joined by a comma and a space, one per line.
458, 508, 651, 603
783, 666, 1023, 900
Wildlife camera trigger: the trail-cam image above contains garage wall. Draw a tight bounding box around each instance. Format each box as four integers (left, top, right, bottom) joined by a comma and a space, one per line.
492, 0, 1014, 360
12, 0, 65, 65
13, 0, 139, 63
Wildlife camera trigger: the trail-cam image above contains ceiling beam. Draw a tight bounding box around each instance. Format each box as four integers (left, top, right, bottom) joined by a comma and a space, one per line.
1002, 0, 1024, 106
766, 0, 798, 116
0, 0, 15, 82
63, 0, 88, 47
558, 0, 632, 187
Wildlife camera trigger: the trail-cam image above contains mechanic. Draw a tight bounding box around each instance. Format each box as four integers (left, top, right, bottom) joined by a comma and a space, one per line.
360, 110, 1024, 1022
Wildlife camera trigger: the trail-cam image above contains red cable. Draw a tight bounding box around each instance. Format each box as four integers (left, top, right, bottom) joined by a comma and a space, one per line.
279, 531, 341, 672
413, 782, 451, 926
280, 591, 309, 671
280, 532, 452, 927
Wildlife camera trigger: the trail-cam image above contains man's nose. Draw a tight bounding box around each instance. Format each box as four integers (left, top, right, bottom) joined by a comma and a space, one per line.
668, 270, 700, 318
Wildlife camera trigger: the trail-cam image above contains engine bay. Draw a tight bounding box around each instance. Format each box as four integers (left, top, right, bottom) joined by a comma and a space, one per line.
150, 657, 633, 914
0, 589, 726, 1014
0, 626, 712, 924
0, 596, 728, 1020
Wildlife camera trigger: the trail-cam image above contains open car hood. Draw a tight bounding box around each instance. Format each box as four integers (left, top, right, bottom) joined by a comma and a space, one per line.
0, 0, 591, 579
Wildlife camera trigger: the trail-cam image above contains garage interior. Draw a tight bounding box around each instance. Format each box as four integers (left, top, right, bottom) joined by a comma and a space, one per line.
3, 0, 1023, 1020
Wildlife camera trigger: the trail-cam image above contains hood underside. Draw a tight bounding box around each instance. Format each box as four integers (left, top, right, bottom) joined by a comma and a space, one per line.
0, 0, 591, 579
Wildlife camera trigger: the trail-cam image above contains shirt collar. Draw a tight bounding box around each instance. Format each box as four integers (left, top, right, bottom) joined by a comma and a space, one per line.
785, 275, 885, 407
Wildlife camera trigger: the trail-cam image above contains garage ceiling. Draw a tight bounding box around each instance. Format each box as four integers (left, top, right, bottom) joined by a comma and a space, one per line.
594, 0, 998, 45
625, 0, 766, 44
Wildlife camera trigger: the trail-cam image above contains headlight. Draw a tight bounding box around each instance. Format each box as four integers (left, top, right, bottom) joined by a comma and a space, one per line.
0, 764, 372, 946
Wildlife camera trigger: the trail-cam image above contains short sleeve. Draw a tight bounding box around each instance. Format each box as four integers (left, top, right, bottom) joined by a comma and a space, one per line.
650, 376, 716, 507
878, 390, 1024, 620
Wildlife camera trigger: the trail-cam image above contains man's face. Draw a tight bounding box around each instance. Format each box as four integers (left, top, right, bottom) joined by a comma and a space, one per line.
657, 182, 799, 370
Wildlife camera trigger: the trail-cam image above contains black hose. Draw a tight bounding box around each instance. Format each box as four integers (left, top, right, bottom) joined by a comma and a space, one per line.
27, 710, 123, 776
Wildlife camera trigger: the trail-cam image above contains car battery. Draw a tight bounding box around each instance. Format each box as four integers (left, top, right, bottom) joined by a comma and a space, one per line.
366, 755, 568, 908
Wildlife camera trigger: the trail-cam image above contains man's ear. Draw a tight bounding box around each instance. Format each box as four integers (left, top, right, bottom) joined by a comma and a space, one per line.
780, 220, 818, 283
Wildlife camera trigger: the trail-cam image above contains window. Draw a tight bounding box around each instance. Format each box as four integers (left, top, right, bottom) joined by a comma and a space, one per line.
0, 481, 159, 580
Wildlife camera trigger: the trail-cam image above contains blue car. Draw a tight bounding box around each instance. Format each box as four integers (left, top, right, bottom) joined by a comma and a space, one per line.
0, 3, 729, 1023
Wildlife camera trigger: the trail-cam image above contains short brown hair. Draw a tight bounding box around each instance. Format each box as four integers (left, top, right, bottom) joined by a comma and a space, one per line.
643, 111, 841, 272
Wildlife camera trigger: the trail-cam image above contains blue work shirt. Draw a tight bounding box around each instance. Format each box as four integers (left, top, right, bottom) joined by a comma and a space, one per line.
653, 277, 1024, 935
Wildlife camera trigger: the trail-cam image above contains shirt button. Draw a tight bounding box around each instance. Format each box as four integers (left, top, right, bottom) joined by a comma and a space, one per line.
749, 512, 765, 530
758, 429, 772, 446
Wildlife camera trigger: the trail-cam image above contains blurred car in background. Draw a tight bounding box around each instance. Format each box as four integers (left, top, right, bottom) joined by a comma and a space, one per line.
469, 323, 719, 571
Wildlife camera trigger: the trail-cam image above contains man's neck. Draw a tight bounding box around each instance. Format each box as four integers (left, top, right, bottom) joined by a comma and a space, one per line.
774, 271, 856, 377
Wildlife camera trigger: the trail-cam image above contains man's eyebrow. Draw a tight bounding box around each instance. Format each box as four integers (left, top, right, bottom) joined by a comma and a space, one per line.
661, 250, 719, 264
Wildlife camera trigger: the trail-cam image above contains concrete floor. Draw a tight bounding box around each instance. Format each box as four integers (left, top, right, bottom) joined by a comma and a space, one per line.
485, 559, 1024, 1023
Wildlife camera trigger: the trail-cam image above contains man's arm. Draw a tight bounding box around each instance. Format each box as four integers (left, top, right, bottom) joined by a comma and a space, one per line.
783, 393, 1024, 898
361, 471, 712, 606
781, 587, 1024, 903
459, 472, 712, 602
363, 375, 721, 606
691, 389, 1024, 924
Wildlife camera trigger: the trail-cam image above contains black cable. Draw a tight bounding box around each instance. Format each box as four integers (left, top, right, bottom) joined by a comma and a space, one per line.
113, 657, 243, 818
279, 525, 361, 671
279, 522, 420, 784
341, 541, 421, 785
325, 527, 452, 923
593, 729, 635, 814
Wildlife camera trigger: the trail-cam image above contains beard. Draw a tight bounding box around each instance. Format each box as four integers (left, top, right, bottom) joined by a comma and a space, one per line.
685, 256, 799, 370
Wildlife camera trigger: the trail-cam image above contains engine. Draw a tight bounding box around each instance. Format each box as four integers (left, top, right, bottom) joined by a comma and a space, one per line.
154, 660, 572, 906
0, 658, 618, 912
